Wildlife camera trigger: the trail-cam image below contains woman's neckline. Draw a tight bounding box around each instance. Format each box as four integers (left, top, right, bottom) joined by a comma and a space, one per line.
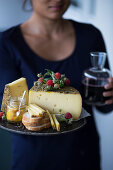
17, 20, 79, 64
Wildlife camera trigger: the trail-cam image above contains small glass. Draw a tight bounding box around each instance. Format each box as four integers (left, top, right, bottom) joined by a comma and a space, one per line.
82, 52, 112, 106
6, 96, 27, 123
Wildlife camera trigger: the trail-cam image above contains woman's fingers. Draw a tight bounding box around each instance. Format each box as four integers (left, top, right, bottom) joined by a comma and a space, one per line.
105, 83, 113, 89
105, 98, 113, 105
108, 77, 113, 83
104, 78, 113, 104
103, 91, 113, 97
104, 77, 113, 89
103, 90, 113, 104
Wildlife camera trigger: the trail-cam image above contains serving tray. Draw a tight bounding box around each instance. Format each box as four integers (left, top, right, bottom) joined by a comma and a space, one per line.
0, 118, 86, 136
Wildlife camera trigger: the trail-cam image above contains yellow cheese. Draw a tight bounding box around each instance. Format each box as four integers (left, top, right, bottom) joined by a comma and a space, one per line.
46, 110, 56, 129
29, 104, 46, 114
52, 114, 60, 131
28, 104, 45, 117
29, 86, 82, 120
1, 78, 29, 113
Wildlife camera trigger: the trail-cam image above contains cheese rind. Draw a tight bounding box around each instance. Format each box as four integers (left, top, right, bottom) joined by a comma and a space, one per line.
1, 78, 29, 113
29, 86, 82, 120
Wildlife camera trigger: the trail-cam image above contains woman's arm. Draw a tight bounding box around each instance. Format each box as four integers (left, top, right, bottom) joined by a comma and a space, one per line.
92, 26, 113, 113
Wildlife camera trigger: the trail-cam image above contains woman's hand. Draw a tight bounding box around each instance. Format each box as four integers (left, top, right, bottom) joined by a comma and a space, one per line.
103, 77, 113, 104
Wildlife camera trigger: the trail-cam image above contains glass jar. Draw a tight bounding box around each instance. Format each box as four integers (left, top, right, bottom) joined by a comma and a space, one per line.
82, 52, 112, 106
6, 96, 27, 123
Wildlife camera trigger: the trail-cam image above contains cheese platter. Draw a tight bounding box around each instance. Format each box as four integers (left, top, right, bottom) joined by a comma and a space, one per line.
0, 70, 89, 136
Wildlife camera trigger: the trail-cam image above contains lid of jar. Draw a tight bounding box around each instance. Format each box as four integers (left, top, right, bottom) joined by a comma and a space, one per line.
9, 96, 26, 107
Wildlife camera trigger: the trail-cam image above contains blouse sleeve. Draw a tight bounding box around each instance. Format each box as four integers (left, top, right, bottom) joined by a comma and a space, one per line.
92, 26, 113, 113
0, 33, 20, 106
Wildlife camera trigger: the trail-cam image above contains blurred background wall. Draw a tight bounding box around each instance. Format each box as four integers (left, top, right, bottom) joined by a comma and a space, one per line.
0, 0, 113, 170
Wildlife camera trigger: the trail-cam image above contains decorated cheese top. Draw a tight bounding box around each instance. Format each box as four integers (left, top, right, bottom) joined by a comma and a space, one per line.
32, 85, 79, 94
34, 69, 71, 91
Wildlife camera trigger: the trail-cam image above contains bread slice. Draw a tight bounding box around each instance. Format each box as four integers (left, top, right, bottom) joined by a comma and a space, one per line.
25, 122, 51, 131
22, 112, 50, 126
22, 112, 51, 131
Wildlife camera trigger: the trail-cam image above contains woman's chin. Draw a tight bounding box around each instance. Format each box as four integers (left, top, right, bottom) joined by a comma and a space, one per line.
46, 13, 63, 20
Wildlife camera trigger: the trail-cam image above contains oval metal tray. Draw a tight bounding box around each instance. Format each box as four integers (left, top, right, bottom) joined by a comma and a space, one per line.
0, 118, 86, 136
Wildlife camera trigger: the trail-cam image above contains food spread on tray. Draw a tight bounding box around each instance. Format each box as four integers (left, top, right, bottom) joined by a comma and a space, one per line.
0, 70, 82, 132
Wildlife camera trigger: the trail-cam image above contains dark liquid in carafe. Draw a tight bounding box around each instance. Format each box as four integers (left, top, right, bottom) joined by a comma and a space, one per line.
82, 79, 111, 106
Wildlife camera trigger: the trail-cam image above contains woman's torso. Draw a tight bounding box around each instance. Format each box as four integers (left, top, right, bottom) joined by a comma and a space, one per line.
20, 19, 76, 62
0, 20, 104, 170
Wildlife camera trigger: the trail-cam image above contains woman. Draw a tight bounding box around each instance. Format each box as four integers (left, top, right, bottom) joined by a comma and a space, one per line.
0, 0, 113, 170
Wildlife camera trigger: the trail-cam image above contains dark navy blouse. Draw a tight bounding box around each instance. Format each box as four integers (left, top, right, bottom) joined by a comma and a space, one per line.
0, 20, 112, 170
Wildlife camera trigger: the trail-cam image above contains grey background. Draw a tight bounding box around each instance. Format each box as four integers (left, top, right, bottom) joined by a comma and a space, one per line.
0, 0, 113, 170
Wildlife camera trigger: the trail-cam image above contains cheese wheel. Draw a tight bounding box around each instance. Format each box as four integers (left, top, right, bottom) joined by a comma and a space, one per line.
29, 86, 82, 120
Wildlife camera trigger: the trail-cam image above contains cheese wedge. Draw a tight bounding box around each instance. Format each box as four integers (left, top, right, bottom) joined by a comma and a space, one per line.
52, 114, 60, 131
29, 86, 82, 120
46, 110, 56, 129
28, 108, 43, 118
28, 104, 46, 115
1, 78, 29, 113
27, 104, 46, 117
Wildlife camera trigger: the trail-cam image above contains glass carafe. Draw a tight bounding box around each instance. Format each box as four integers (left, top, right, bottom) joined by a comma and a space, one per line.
82, 52, 112, 106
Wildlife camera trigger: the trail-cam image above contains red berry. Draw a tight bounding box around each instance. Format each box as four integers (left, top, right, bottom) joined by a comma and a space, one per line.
46, 80, 54, 86
0, 112, 3, 118
65, 112, 72, 119
65, 78, 70, 85
38, 78, 44, 83
55, 72, 61, 79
